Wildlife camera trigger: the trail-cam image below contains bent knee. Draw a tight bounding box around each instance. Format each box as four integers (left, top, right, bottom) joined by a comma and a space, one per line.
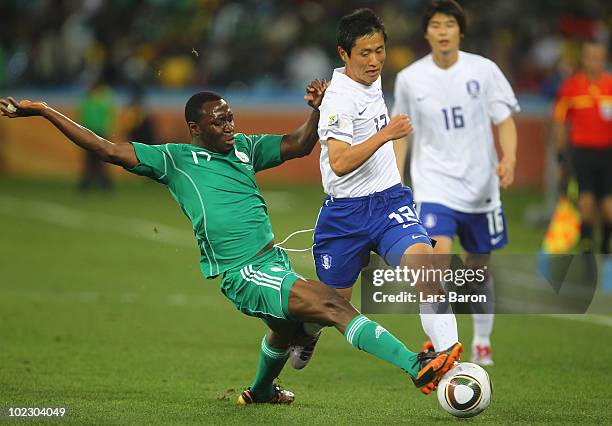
320, 292, 354, 324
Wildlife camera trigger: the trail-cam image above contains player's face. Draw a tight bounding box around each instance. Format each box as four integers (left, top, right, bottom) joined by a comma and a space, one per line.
194, 100, 235, 153
582, 43, 606, 76
340, 31, 386, 86
425, 13, 461, 56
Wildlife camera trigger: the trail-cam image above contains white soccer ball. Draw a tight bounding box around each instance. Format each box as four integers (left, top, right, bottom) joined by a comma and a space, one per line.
437, 362, 492, 418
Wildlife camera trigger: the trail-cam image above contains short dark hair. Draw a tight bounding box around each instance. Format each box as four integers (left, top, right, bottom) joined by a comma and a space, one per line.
337, 8, 387, 57
421, 0, 466, 35
185, 91, 222, 123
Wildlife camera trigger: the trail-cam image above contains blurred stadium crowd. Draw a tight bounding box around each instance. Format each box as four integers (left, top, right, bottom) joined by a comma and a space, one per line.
0, 0, 609, 97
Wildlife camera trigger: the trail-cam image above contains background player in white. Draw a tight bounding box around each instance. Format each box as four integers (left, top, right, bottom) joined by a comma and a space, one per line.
392, 0, 519, 365
291, 9, 462, 392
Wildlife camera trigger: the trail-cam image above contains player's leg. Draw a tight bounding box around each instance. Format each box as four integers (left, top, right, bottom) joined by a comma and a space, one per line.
456, 207, 506, 366
221, 251, 307, 405
291, 197, 371, 369
602, 195, 612, 292
572, 147, 598, 253
380, 196, 460, 354
599, 148, 612, 290
416, 203, 458, 352
602, 195, 612, 255
238, 320, 298, 405
287, 277, 462, 394
596, 149, 612, 255
464, 252, 494, 365
577, 192, 598, 252
288, 288, 354, 370
401, 242, 460, 353
418, 203, 457, 272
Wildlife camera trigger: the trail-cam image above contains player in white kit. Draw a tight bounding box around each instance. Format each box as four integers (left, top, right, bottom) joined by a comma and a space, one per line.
289, 9, 463, 393
392, 0, 519, 365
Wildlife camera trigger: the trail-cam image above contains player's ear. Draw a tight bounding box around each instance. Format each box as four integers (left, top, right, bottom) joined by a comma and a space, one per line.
188, 121, 200, 137
338, 46, 349, 62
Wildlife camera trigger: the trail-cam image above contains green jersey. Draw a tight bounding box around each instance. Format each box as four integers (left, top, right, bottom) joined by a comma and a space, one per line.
128, 133, 284, 278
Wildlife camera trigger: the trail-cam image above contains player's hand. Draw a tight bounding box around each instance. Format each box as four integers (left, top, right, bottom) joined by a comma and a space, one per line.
304, 79, 329, 110
0, 97, 47, 118
496, 157, 515, 189
381, 114, 413, 141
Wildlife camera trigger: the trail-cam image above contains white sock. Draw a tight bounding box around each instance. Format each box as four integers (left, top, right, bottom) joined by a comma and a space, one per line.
472, 314, 493, 347
471, 276, 495, 347
419, 301, 458, 351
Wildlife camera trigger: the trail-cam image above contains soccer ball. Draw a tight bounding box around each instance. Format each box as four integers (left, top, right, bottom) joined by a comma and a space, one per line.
437, 362, 492, 418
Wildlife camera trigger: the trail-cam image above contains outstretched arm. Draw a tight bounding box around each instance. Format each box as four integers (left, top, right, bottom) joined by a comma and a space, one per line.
0, 97, 139, 169
281, 79, 328, 161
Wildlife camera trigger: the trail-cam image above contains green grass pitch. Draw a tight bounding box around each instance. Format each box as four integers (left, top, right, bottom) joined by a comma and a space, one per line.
0, 179, 610, 424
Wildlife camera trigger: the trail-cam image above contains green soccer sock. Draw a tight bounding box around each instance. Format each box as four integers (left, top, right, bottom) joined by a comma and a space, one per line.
344, 315, 419, 378
249, 335, 289, 401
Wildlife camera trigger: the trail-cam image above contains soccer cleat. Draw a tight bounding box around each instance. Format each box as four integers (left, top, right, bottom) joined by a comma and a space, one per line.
411, 342, 463, 395
236, 384, 295, 405
421, 340, 435, 353
289, 330, 321, 370
471, 343, 494, 366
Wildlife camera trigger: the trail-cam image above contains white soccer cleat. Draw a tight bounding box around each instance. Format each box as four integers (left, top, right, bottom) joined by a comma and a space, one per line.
471, 343, 494, 366
289, 331, 321, 370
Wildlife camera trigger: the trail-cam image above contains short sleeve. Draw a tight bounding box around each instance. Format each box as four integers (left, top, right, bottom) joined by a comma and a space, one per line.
392, 73, 412, 116
486, 62, 520, 124
127, 142, 170, 184
318, 93, 355, 144
248, 134, 284, 172
553, 79, 572, 123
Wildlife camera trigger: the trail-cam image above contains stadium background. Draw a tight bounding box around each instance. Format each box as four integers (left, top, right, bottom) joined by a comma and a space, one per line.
1, 0, 611, 423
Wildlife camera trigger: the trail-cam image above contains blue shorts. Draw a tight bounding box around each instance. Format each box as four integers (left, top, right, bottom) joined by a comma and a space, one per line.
417, 202, 508, 254
313, 184, 431, 288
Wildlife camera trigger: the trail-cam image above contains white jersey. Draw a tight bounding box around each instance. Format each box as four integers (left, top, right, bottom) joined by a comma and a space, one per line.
392, 51, 520, 213
318, 67, 401, 198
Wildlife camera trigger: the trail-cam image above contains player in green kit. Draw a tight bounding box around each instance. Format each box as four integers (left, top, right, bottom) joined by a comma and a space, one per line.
1, 86, 460, 404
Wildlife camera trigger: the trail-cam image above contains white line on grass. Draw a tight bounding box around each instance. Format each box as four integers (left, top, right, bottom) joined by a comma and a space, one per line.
545, 314, 612, 328
0, 194, 194, 248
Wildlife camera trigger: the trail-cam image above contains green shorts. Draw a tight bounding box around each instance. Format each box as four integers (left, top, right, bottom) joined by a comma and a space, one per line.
220, 247, 304, 322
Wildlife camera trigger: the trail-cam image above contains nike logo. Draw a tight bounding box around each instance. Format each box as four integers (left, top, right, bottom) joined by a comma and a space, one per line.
490, 235, 504, 245
403, 223, 418, 228
358, 106, 367, 115
412, 234, 428, 240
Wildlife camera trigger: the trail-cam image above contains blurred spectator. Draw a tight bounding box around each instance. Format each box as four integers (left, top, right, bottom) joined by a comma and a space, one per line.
120, 85, 159, 145
1, 1, 611, 94
552, 40, 612, 255
286, 44, 332, 89
0, 119, 5, 174
78, 75, 116, 192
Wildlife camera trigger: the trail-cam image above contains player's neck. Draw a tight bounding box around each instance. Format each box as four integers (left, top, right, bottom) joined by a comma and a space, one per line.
584, 69, 602, 82
192, 138, 215, 152
432, 50, 459, 69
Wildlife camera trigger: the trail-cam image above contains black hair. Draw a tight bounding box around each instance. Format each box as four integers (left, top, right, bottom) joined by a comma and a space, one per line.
421, 0, 466, 35
337, 8, 387, 57
184, 91, 223, 123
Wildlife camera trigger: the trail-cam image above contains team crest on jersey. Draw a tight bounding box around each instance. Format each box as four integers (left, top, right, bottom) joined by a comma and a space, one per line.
423, 213, 437, 229
234, 148, 250, 163
466, 80, 480, 98
321, 254, 332, 270
327, 114, 339, 127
